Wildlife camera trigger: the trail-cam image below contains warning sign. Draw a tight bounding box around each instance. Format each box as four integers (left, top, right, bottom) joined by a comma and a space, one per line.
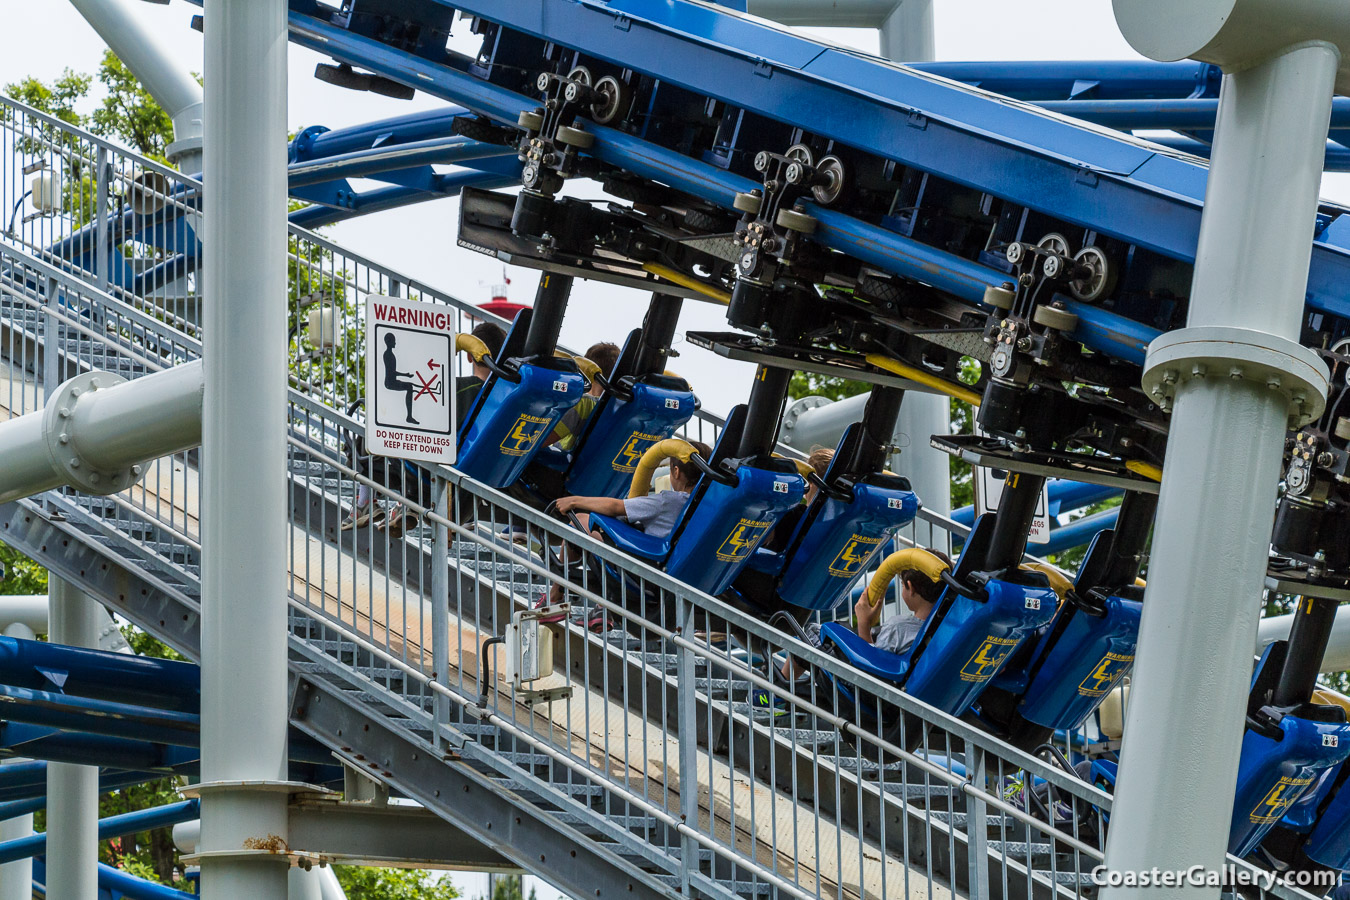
364, 295, 457, 465
975, 467, 1051, 544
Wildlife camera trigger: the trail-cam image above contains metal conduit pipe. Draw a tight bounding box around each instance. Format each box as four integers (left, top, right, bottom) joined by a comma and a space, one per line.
0, 362, 204, 507
1257, 605, 1350, 674
66, 0, 205, 170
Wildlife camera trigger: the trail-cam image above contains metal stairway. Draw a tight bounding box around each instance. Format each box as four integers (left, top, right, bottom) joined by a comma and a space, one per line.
0, 99, 1317, 900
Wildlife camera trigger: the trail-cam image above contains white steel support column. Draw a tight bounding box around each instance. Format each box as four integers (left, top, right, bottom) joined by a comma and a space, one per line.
198, 0, 291, 897
1101, 35, 1337, 894
45, 576, 101, 900
66, 0, 205, 170
879, 0, 934, 62
878, 0, 948, 540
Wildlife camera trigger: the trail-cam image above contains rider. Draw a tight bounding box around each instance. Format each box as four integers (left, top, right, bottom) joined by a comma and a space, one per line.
544, 440, 712, 606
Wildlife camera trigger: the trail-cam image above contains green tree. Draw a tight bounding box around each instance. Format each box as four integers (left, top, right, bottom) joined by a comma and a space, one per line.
89, 53, 180, 164
0, 543, 48, 596
486, 875, 536, 900
334, 866, 461, 900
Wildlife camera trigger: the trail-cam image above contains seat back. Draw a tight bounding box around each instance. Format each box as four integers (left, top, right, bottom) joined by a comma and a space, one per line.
1303, 765, 1350, 868
903, 577, 1058, 717
818, 621, 911, 682
665, 459, 805, 596
776, 474, 918, 611
1229, 710, 1350, 857
564, 375, 698, 498
1014, 594, 1142, 732
455, 355, 585, 488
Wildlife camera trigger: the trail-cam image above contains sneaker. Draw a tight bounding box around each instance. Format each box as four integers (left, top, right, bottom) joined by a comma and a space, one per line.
749, 687, 791, 717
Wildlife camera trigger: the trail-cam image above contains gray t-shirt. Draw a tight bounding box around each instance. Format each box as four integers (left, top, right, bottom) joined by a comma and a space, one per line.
872, 614, 925, 655
621, 490, 690, 539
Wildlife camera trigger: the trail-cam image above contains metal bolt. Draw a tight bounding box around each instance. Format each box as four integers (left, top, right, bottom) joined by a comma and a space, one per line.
1318, 451, 1335, 467
1161, 369, 1178, 385
89, 473, 100, 484
59, 433, 69, 444
89, 378, 100, 390
58, 408, 70, 418
1266, 375, 1282, 389
1191, 363, 1207, 378
1015, 336, 1032, 352
69, 387, 81, 398
69, 459, 80, 469
132, 465, 142, 477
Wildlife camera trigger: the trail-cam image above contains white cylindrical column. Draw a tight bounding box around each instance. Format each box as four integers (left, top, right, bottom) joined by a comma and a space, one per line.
1101, 41, 1339, 895
67, 0, 205, 169
0, 361, 204, 506
1258, 604, 1350, 673
879, 0, 935, 62
45, 576, 102, 900
198, 0, 291, 897
0, 622, 34, 900
876, 0, 948, 541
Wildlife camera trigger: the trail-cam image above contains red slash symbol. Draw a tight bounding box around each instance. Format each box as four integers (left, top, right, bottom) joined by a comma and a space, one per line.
413, 358, 442, 400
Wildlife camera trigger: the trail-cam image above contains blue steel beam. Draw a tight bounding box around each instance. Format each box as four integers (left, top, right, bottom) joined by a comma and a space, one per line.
0, 769, 168, 805
1, 724, 197, 772
0, 800, 199, 865
290, 106, 472, 162
0, 637, 198, 712
33, 859, 197, 900
287, 136, 513, 188
1039, 508, 1122, 556
289, 170, 518, 228
908, 60, 1222, 101
0, 685, 198, 747
266, 0, 1350, 365
92, 862, 196, 900
1034, 97, 1350, 131
951, 479, 1122, 527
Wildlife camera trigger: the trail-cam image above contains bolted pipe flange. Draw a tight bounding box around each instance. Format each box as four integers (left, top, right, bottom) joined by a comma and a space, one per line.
778, 395, 831, 447
1141, 326, 1329, 427
40, 371, 138, 496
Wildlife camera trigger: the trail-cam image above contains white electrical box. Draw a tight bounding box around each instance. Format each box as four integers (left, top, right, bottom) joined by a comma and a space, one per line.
31, 170, 62, 213
307, 306, 338, 349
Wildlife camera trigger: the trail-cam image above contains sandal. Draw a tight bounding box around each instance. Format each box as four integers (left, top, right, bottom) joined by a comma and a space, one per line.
340, 504, 373, 531
383, 505, 419, 537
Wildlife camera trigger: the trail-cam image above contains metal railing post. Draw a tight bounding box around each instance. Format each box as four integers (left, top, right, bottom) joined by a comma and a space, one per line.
966, 746, 990, 899
675, 593, 699, 893
431, 474, 450, 749
93, 148, 108, 292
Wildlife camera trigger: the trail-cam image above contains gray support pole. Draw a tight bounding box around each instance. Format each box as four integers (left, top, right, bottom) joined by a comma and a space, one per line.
0, 624, 33, 900
877, 0, 949, 543
66, 0, 205, 170
879, 0, 935, 62
198, 0, 290, 896
1101, 42, 1338, 894
45, 576, 102, 900
1258, 603, 1350, 673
